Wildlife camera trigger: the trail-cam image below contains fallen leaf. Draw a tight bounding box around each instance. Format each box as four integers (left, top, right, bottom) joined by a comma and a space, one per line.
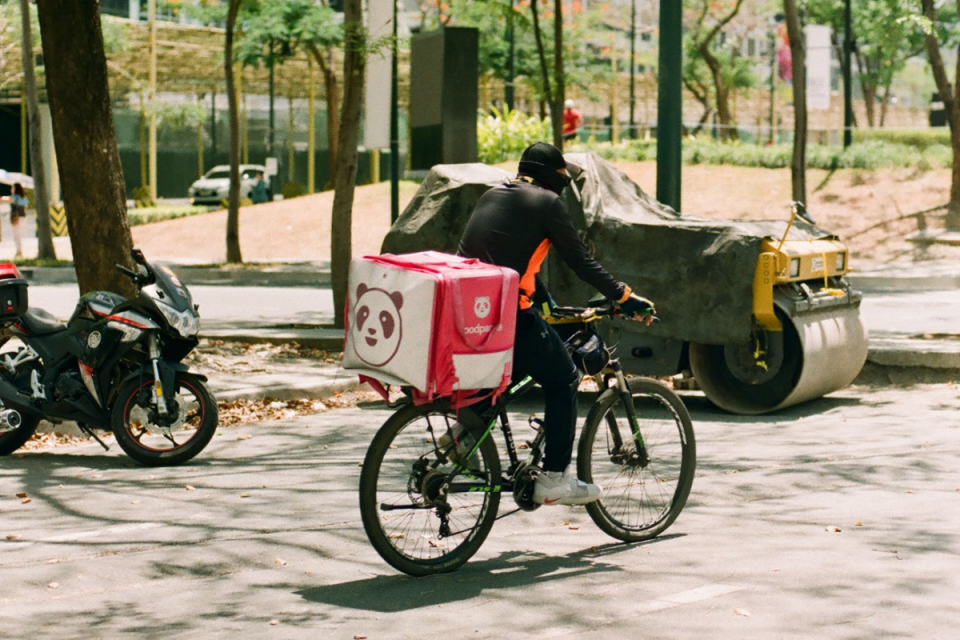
388, 533, 405, 539
323, 445, 329, 449
15, 493, 27, 499
46, 559, 60, 565
47, 582, 59, 590
237, 435, 252, 441
568, 526, 579, 530
6, 534, 20, 540
269, 619, 279, 626
131, 500, 140, 505
275, 558, 288, 566
20, 498, 31, 505
905, 490, 914, 494
239, 493, 250, 498
428, 539, 445, 549
855, 521, 863, 527
734, 608, 751, 617
185, 486, 196, 492
563, 521, 570, 526
357, 462, 363, 467
826, 526, 842, 532
354, 635, 368, 639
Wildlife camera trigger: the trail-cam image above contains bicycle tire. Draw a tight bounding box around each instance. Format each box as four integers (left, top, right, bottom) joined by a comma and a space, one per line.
359, 401, 501, 576
578, 378, 696, 542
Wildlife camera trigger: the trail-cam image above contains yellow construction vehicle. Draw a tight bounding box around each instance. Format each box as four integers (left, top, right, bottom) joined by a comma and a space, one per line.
687, 202, 867, 414
611, 202, 868, 415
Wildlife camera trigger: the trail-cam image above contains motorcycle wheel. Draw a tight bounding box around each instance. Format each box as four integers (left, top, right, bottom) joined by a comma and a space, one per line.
112, 372, 219, 467
0, 414, 40, 456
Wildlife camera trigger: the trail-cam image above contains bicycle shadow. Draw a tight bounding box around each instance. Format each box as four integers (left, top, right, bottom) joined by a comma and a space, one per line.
297, 535, 683, 612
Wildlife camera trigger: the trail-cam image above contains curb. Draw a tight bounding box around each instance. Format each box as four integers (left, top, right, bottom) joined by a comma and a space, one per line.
19, 264, 332, 288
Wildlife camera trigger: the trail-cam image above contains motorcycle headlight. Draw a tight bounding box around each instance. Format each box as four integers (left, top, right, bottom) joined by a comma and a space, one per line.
160, 303, 201, 338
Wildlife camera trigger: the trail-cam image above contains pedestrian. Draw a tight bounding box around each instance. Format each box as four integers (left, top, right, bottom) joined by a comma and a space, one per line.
251, 170, 269, 204
1, 183, 28, 258
562, 99, 583, 142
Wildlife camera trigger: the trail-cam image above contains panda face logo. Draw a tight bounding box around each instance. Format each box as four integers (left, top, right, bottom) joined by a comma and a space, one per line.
474, 296, 491, 319
353, 283, 404, 367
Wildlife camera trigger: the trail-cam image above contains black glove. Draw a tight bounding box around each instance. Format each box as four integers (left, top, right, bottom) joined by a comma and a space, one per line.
618, 293, 656, 319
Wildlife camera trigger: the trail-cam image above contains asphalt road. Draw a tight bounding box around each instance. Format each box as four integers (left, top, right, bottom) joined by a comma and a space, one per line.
2, 385, 959, 639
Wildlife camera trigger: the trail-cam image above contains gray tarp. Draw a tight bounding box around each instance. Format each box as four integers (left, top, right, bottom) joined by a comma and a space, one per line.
381, 153, 829, 344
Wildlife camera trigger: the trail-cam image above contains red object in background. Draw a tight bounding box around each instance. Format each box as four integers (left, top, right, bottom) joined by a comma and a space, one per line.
778, 46, 793, 83
563, 108, 583, 136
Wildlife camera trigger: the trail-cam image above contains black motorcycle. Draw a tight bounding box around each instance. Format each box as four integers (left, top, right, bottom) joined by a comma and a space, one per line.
0, 249, 218, 466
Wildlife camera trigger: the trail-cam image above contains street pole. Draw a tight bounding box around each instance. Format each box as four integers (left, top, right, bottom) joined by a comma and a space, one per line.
843, 0, 853, 147
656, 0, 682, 211
268, 38, 275, 157
390, 0, 399, 223
148, 0, 157, 203
308, 56, 316, 194
506, 0, 515, 111
629, 0, 636, 139
769, 29, 776, 144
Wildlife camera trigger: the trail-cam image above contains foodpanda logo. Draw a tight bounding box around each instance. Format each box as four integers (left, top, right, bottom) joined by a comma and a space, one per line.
474, 296, 491, 319
353, 283, 404, 367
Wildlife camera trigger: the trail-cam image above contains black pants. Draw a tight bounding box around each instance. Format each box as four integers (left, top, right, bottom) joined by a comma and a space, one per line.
511, 309, 580, 472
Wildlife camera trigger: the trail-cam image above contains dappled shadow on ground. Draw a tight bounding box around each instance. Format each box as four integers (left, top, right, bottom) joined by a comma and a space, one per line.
297, 539, 678, 612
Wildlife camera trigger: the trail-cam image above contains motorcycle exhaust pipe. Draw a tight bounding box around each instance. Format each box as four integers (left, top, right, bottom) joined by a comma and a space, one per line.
0, 408, 22, 434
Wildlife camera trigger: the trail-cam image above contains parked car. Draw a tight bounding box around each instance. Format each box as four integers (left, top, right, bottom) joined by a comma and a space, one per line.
188, 164, 271, 205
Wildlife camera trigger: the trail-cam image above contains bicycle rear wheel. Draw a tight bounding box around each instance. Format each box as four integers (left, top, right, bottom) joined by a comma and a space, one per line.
578, 378, 696, 542
359, 401, 501, 576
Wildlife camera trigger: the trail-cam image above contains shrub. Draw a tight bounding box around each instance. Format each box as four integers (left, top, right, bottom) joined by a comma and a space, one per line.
127, 205, 213, 227
477, 107, 552, 164
281, 182, 305, 199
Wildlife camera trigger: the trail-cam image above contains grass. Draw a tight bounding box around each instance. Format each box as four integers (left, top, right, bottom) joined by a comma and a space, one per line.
7, 257, 73, 268
573, 137, 952, 170
127, 204, 217, 227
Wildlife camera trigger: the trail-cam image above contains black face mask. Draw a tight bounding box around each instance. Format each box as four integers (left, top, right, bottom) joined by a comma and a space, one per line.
517, 160, 571, 196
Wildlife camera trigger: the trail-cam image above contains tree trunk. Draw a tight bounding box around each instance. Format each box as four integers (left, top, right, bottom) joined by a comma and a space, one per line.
879, 80, 893, 127
855, 50, 877, 128
225, 0, 242, 263
783, 0, 806, 205
310, 44, 340, 188
531, 0, 554, 136
19, 0, 55, 260
35, 0, 133, 295
699, 43, 739, 141
331, 0, 366, 328
920, 0, 960, 229
552, 0, 564, 148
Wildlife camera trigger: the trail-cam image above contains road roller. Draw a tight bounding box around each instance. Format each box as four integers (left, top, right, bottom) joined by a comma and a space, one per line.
612, 203, 868, 415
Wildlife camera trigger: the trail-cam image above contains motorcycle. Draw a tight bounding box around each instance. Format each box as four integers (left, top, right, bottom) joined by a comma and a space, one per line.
0, 248, 218, 466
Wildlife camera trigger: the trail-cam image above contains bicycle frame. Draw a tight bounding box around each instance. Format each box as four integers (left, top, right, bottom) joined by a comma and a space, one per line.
446, 306, 652, 498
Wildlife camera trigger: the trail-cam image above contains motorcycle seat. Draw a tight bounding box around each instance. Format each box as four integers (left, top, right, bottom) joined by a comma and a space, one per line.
20, 308, 68, 335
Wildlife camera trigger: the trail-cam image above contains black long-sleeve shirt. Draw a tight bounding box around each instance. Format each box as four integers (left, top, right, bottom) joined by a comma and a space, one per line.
458, 179, 626, 309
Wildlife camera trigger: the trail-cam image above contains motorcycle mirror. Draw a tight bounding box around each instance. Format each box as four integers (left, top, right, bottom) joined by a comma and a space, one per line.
131, 248, 146, 265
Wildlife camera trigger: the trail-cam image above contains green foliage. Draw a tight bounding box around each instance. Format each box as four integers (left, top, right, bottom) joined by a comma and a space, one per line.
852, 128, 951, 149
127, 205, 215, 227
235, 0, 341, 68
132, 185, 155, 208
584, 138, 952, 171
149, 101, 207, 130
281, 182, 305, 199
477, 107, 552, 164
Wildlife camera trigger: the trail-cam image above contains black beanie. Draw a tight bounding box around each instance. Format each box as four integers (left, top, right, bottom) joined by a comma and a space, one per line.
518, 142, 571, 195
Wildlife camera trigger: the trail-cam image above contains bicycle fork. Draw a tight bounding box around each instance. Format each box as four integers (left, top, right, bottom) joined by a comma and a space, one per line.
603, 369, 650, 467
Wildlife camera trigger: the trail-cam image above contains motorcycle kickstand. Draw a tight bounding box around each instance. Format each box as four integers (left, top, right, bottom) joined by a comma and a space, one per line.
77, 423, 111, 451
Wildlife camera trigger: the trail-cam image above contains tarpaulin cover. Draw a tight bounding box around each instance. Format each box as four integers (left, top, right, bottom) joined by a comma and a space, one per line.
382, 153, 830, 344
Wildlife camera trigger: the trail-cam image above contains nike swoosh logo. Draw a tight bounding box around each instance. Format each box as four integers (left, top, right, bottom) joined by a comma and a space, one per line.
543, 498, 561, 504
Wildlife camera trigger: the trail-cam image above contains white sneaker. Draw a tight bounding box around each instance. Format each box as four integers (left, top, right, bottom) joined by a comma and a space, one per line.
533, 470, 602, 505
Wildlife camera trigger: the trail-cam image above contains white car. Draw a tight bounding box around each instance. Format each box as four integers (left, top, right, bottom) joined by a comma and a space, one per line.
188, 164, 271, 204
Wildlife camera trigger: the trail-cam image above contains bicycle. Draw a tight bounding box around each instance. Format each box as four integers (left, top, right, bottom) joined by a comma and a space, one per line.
358, 298, 696, 577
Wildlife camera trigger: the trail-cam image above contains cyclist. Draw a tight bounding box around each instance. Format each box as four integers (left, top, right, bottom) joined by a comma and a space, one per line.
458, 142, 655, 505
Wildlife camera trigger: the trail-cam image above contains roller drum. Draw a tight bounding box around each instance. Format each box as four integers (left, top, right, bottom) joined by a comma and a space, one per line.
690, 304, 867, 415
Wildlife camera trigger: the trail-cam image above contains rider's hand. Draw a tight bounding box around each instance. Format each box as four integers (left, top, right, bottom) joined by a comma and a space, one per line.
618, 293, 656, 326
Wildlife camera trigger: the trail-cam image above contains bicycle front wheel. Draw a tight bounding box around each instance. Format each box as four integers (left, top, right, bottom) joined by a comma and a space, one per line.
359, 401, 501, 576
578, 378, 696, 542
